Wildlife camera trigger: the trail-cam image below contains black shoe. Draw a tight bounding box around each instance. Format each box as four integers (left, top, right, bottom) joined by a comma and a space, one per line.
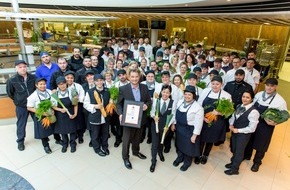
158, 153, 165, 162
150, 163, 156, 173
124, 159, 132, 170
225, 163, 232, 169
18, 144, 25, 151
133, 152, 147, 159
89, 142, 93, 147
114, 140, 121, 148
147, 139, 152, 144
104, 149, 110, 155
200, 156, 208, 165
71, 147, 76, 153
180, 165, 189, 171
95, 150, 106, 157
173, 160, 182, 167
224, 169, 239, 175
61, 146, 67, 153
55, 140, 63, 145
78, 138, 84, 144
44, 146, 52, 154
194, 157, 201, 165
251, 163, 261, 172
164, 148, 170, 153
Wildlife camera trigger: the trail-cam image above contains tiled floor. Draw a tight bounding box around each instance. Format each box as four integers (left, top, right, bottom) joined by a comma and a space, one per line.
0, 118, 289, 190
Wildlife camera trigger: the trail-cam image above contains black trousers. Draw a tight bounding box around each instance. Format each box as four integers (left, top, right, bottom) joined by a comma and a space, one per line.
243, 133, 255, 159
41, 137, 49, 147
142, 117, 153, 142
122, 126, 143, 160
110, 112, 123, 142
200, 142, 213, 156
76, 106, 86, 140
176, 150, 192, 167
231, 133, 251, 171
163, 129, 174, 151
16, 106, 33, 144
151, 126, 163, 164
253, 151, 266, 165
61, 133, 77, 148
91, 123, 109, 151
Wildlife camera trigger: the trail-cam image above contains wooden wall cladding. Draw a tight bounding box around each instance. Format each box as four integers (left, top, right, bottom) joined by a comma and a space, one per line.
185, 21, 289, 50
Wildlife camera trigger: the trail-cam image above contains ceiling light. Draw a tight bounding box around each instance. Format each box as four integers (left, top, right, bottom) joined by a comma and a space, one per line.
227, 0, 231, 2
233, 21, 238, 23
185, 4, 188, 6
207, 19, 212, 22
264, 22, 270, 25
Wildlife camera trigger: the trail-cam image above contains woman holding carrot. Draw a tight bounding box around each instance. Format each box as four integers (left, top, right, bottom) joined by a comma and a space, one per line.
197, 76, 232, 165
27, 78, 55, 154
171, 85, 204, 172
52, 76, 78, 153
149, 85, 176, 173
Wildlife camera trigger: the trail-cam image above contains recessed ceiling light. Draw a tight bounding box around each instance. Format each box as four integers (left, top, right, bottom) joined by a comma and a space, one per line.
227, 0, 231, 2
264, 22, 270, 25
233, 21, 238, 23
207, 19, 212, 22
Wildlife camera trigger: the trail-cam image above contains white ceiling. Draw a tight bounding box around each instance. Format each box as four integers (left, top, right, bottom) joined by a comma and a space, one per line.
1, 0, 271, 7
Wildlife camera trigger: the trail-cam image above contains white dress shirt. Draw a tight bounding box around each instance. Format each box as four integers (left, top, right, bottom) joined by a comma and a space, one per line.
229, 103, 260, 133
150, 97, 176, 126
198, 88, 232, 106
83, 89, 105, 124
254, 91, 287, 111
68, 82, 85, 103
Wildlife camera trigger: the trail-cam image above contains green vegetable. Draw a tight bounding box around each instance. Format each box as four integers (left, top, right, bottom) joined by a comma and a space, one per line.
35, 100, 52, 121
109, 86, 119, 101
51, 93, 72, 117
215, 98, 235, 118
183, 69, 191, 80
71, 87, 79, 106
197, 81, 207, 89
261, 108, 289, 124
157, 61, 164, 69
155, 73, 162, 83
161, 114, 174, 144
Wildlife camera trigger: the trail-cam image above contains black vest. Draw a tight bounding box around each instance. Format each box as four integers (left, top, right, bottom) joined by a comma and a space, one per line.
233, 106, 255, 129
158, 99, 174, 129
87, 87, 110, 124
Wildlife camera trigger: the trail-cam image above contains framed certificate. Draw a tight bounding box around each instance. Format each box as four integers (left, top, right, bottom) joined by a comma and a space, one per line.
121, 100, 144, 128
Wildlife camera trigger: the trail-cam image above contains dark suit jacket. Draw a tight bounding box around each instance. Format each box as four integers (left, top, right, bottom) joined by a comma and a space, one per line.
117, 83, 152, 126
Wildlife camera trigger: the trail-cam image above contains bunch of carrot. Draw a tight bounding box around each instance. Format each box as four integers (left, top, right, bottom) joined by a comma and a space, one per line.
105, 99, 117, 115
205, 112, 218, 125
105, 86, 119, 116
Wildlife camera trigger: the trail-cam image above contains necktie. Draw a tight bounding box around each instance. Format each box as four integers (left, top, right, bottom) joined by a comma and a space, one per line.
160, 101, 166, 115
236, 106, 246, 115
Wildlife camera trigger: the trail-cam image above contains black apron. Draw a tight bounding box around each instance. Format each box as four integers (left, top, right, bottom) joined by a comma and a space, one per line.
175, 102, 200, 157
54, 91, 77, 134
201, 90, 226, 143
33, 92, 54, 139
252, 95, 276, 152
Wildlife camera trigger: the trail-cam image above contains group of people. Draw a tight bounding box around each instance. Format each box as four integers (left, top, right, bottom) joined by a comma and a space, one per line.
6, 36, 288, 176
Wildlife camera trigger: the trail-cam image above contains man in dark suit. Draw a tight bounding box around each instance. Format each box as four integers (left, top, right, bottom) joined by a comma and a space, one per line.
117, 69, 152, 170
